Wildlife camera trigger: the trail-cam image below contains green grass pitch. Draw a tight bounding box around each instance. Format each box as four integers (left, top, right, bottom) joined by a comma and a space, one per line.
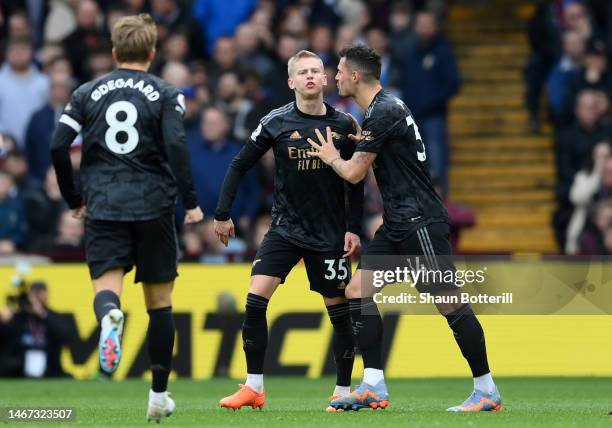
1, 377, 610, 427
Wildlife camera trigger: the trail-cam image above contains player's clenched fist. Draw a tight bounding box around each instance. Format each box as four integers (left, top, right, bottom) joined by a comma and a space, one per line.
184, 207, 204, 224
214, 219, 235, 247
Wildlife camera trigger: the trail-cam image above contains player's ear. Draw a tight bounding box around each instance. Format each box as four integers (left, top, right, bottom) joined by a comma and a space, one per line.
149, 48, 156, 62
322, 72, 327, 87
287, 77, 295, 90
351, 70, 359, 84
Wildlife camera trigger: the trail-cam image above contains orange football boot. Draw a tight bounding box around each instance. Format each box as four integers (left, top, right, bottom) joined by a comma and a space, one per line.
219, 384, 265, 410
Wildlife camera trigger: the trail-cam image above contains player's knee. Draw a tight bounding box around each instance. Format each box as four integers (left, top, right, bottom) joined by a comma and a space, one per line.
344, 282, 362, 299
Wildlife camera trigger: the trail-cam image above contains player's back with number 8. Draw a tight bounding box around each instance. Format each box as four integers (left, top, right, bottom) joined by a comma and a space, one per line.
50, 13, 203, 423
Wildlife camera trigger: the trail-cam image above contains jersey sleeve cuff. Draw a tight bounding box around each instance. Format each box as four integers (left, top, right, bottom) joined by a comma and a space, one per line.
354, 145, 379, 154
214, 212, 231, 221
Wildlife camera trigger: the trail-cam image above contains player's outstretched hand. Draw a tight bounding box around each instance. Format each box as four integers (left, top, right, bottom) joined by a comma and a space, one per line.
346, 113, 362, 143
343, 232, 361, 258
185, 207, 204, 224
307, 127, 340, 165
71, 205, 86, 220
214, 219, 235, 247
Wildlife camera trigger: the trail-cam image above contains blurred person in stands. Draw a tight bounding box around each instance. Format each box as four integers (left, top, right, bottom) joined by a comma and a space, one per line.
309, 24, 335, 65
525, 1, 596, 131
26, 71, 73, 182
278, 5, 309, 39
547, 30, 586, 125
235, 22, 274, 78
401, 10, 460, 194
578, 197, 612, 254
0, 37, 49, 148
85, 45, 115, 79
192, 0, 257, 54
554, 89, 612, 247
62, 0, 105, 82
150, 0, 207, 59
556, 90, 612, 208
188, 107, 261, 232
266, 33, 304, 107
24, 167, 67, 242
365, 26, 402, 95
388, 1, 416, 61
31, 209, 85, 260
0, 170, 26, 255
0, 281, 72, 378
208, 36, 238, 90
566, 143, 610, 253
561, 38, 612, 125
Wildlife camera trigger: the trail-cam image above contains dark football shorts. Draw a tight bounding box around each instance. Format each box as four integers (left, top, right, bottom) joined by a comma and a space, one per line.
252, 230, 351, 298
84, 212, 178, 283
359, 221, 458, 293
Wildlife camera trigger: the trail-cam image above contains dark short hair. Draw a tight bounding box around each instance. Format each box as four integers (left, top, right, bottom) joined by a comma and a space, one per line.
338, 44, 381, 82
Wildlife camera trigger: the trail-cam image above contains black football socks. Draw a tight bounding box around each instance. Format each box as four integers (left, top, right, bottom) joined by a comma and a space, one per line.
147, 306, 175, 393
326, 302, 355, 387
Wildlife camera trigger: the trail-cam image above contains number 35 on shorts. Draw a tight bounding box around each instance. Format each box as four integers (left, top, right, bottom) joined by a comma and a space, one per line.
324, 258, 349, 280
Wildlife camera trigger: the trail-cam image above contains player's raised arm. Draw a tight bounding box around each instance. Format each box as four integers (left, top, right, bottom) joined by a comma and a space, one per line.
213, 121, 274, 245
161, 88, 202, 224
50, 91, 84, 215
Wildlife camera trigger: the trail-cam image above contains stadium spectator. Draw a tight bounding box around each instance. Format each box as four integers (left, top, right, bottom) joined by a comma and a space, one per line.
0, 281, 72, 378
365, 26, 402, 95
25, 72, 73, 182
0, 37, 49, 148
31, 210, 85, 260
565, 142, 610, 254
235, 22, 274, 78
23, 167, 67, 242
150, 0, 207, 60
560, 38, 612, 125
187, 107, 261, 230
208, 36, 238, 90
556, 90, 612, 207
401, 10, 460, 194
554, 90, 612, 248
266, 33, 304, 108
578, 197, 612, 254
388, 1, 416, 62
309, 24, 335, 65
192, 0, 257, 54
547, 31, 586, 125
0, 170, 27, 255
62, 0, 106, 82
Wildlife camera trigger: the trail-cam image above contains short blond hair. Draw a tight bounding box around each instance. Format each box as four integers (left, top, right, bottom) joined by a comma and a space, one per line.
287, 50, 323, 77
111, 13, 157, 63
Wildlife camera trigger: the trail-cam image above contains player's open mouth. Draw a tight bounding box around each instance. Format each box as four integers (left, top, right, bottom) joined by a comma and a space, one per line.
306, 83, 315, 88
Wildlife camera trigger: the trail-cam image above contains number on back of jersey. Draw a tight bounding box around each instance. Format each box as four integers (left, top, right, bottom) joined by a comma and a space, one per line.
104, 100, 139, 154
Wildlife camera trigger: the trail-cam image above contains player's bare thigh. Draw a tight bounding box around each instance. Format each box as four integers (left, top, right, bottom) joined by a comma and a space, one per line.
249, 275, 282, 299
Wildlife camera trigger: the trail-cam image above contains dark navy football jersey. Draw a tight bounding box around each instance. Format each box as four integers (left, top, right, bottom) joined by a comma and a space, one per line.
355, 90, 449, 239
57, 68, 196, 221
215, 102, 363, 251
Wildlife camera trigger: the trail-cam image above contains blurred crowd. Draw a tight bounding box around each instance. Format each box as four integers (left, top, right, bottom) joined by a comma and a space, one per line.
526, 0, 612, 254
0, 0, 464, 263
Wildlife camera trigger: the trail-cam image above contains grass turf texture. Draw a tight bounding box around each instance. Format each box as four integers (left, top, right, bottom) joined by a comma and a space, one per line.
1, 377, 610, 427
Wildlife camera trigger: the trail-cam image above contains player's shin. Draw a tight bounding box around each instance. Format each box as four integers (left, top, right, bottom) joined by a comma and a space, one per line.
243, 293, 269, 393
147, 306, 175, 393
349, 297, 385, 385
326, 302, 354, 394
445, 304, 496, 394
